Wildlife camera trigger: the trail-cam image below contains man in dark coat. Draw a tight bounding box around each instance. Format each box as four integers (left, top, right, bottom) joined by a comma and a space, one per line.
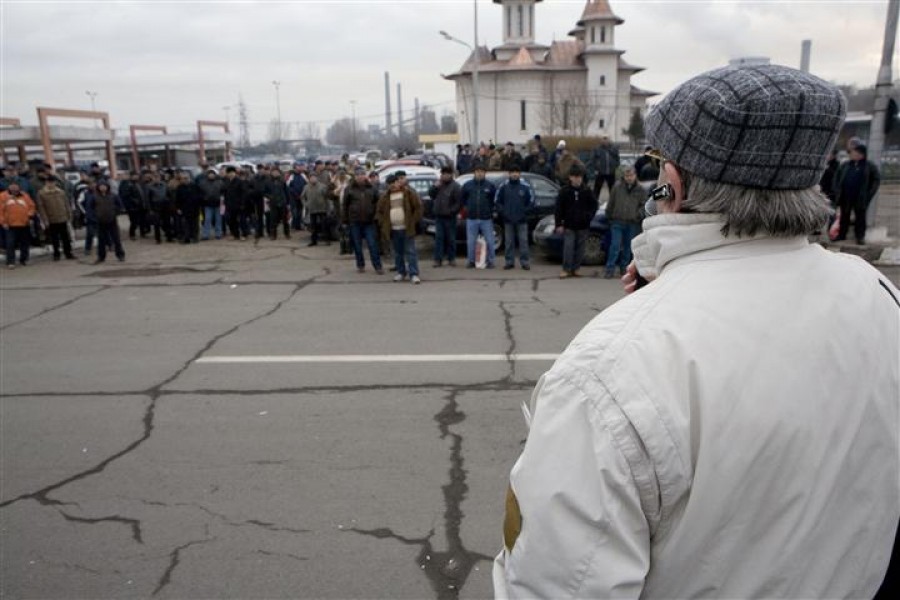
834, 144, 880, 245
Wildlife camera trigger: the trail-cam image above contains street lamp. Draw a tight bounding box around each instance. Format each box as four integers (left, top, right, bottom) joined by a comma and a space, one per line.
272, 80, 282, 150
440, 26, 480, 145
85, 90, 98, 112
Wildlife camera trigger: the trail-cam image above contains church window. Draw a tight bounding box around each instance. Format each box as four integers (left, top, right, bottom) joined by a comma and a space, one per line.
598, 118, 606, 129
600, 26, 606, 43
590, 27, 595, 44
518, 5, 524, 37
529, 4, 534, 37
600, 75, 606, 86
521, 100, 527, 130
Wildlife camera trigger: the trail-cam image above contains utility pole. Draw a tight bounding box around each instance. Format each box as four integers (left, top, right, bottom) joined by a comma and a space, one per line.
350, 100, 357, 150
867, 0, 899, 227
473, 0, 480, 146
272, 80, 282, 152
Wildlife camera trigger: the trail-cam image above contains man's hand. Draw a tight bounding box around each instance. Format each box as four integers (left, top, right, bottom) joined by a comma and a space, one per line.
555, 226, 564, 235
622, 261, 639, 294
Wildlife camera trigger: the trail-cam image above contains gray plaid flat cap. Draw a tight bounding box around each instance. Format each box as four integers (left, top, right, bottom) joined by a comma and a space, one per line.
645, 64, 846, 190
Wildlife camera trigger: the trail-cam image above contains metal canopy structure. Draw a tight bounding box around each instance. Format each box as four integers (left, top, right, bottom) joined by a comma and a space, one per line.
0, 110, 234, 173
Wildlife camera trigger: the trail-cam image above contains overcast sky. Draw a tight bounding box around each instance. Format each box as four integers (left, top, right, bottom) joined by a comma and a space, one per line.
1, 0, 894, 143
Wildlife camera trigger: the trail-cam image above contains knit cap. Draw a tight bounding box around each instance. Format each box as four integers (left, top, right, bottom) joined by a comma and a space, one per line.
645, 64, 846, 190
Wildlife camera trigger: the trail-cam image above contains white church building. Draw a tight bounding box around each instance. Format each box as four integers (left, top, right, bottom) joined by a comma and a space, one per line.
445, 0, 656, 145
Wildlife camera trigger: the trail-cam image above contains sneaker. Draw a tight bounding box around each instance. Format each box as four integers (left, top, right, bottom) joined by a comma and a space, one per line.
375, 268, 385, 275
7, 264, 14, 270
433, 261, 442, 268
571, 270, 583, 278
411, 275, 421, 285
559, 271, 570, 279
65, 255, 76, 260
117, 255, 125, 262
357, 267, 365, 273
393, 273, 405, 282
522, 264, 531, 270
466, 262, 475, 269
603, 269, 614, 279
93, 259, 105, 264
486, 263, 495, 269
503, 264, 514, 270
448, 260, 456, 267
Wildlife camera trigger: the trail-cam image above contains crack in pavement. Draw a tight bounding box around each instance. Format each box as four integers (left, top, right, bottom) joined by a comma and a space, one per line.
58, 510, 144, 544
349, 388, 492, 600
151, 532, 216, 597
254, 549, 308, 563
0, 286, 109, 331
127, 498, 313, 535
531, 295, 562, 316
0, 280, 311, 515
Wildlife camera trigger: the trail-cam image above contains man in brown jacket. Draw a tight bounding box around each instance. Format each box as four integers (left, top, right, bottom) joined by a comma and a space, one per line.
36, 177, 75, 260
377, 174, 423, 284
342, 168, 383, 274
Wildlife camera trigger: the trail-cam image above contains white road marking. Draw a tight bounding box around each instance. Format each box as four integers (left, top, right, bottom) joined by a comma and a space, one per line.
195, 354, 559, 364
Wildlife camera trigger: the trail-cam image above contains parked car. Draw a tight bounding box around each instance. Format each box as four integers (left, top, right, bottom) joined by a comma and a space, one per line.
215, 161, 256, 174
421, 171, 560, 252
532, 179, 655, 265
376, 163, 440, 180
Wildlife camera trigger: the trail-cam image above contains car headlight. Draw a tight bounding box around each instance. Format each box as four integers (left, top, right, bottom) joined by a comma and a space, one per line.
535, 216, 555, 235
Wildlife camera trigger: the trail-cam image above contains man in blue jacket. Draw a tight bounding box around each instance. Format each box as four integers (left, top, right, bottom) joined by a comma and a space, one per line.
496, 165, 534, 270
461, 161, 497, 268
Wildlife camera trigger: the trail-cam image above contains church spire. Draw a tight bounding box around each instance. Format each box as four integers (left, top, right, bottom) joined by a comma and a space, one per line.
493, 0, 543, 46
578, 0, 624, 26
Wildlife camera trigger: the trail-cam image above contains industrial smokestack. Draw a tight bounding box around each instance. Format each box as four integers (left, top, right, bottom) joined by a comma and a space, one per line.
800, 40, 812, 73
384, 72, 393, 137
397, 83, 404, 136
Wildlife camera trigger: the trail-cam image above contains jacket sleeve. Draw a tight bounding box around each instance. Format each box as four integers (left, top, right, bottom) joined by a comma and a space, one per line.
554, 191, 565, 228
24, 193, 36, 217
114, 194, 126, 214
606, 187, 617, 219
494, 372, 650, 599
495, 183, 506, 216
449, 184, 462, 214
35, 191, 48, 223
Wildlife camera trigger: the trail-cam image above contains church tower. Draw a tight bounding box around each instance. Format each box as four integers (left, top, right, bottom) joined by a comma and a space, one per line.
493, 0, 544, 61
578, 0, 626, 135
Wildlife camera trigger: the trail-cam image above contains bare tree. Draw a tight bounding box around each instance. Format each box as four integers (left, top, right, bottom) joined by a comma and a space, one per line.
298, 121, 321, 141
566, 83, 602, 137
537, 76, 561, 136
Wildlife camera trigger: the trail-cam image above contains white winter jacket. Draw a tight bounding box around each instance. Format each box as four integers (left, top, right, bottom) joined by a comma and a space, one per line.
494, 213, 900, 599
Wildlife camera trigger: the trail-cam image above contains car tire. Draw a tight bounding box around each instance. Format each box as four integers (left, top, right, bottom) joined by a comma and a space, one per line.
493, 222, 504, 252
582, 233, 605, 266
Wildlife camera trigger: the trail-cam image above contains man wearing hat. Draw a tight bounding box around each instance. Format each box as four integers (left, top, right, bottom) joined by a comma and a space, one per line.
834, 143, 880, 245
494, 64, 899, 599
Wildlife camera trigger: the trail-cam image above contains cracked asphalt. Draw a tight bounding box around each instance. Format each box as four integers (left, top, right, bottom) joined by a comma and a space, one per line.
3, 233, 894, 598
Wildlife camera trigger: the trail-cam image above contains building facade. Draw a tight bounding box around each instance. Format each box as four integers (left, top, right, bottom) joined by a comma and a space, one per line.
445, 0, 655, 145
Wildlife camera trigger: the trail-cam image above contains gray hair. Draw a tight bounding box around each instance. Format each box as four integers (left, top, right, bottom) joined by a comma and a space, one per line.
682, 176, 831, 238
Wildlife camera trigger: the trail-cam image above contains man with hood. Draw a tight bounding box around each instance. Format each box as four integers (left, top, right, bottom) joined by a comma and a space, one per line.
495, 164, 534, 270
84, 180, 125, 263
197, 168, 223, 240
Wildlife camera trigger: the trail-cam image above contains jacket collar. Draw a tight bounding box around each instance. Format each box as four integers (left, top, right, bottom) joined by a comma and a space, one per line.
632, 213, 809, 279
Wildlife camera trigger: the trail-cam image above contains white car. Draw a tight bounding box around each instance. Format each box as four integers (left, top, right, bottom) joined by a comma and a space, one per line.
375, 164, 440, 179
215, 161, 256, 174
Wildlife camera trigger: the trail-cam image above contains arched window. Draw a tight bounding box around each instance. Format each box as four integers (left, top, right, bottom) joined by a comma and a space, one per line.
590, 27, 595, 44
600, 75, 606, 86
518, 5, 524, 37
521, 100, 527, 130
600, 26, 606, 43
529, 4, 534, 37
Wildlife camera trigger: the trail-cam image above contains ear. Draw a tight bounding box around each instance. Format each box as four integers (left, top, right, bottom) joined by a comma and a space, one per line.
662, 162, 684, 212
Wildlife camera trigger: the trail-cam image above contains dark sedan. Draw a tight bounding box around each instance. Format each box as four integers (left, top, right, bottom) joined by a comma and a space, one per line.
532, 180, 654, 265
422, 171, 559, 251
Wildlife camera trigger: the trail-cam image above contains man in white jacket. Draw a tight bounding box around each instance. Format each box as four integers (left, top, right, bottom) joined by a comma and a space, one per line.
494, 64, 899, 599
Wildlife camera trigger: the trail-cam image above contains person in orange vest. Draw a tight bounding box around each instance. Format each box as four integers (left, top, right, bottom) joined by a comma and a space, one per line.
0, 181, 36, 269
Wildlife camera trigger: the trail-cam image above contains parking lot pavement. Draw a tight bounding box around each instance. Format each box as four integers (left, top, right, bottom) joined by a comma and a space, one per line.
0, 235, 622, 599
2, 232, 897, 599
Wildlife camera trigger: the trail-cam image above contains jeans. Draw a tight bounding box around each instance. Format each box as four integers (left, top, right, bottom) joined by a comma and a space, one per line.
84, 221, 97, 253
97, 221, 125, 261
291, 197, 303, 230
4, 226, 30, 265
466, 219, 495, 266
562, 228, 588, 273
47, 222, 74, 258
606, 221, 640, 271
202, 206, 222, 239
433, 215, 457, 263
309, 212, 325, 244
504, 222, 530, 267
391, 229, 419, 277
348, 222, 382, 270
